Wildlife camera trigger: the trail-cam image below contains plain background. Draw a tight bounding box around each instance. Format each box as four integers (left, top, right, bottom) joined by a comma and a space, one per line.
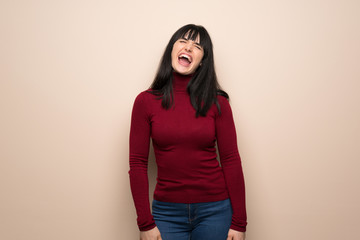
1, 0, 359, 239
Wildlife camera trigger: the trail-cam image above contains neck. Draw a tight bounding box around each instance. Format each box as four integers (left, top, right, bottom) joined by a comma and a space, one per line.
172, 71, 192, 92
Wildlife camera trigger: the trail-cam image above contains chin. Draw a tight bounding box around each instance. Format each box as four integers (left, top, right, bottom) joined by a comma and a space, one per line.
177, 71, 191, 75
174, 67, 193, 75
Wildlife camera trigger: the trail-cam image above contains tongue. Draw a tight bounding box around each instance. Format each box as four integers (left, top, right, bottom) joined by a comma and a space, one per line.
179, 58, 191, 67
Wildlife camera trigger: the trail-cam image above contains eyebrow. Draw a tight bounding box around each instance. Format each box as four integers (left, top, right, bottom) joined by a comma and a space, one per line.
180, 37, 202, 48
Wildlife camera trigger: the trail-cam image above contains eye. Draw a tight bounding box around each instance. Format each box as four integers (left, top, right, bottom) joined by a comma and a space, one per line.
195, 44, 202, 50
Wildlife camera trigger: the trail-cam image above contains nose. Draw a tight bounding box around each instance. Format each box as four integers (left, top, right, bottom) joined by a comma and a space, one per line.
185, 42, 193, 52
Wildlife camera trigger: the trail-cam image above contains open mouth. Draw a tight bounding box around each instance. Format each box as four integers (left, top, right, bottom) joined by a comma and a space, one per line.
178, 53, 192, 66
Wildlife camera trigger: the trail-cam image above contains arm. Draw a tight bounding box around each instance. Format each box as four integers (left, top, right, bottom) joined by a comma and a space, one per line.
129, 92, 157, 231
215, 96, 247, 232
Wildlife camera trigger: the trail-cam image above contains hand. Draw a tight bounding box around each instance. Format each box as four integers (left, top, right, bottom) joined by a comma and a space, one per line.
227, 229, 246, 240
140, 226, 162, 240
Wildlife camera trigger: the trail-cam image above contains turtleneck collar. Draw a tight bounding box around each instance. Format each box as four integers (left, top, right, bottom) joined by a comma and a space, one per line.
172, 71, 193, 93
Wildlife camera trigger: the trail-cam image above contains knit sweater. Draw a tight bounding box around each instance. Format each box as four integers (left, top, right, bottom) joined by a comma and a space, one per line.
129, 72, 247, 232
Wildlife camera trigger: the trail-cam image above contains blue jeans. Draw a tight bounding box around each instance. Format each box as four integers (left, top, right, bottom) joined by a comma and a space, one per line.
152, 199, 232, 240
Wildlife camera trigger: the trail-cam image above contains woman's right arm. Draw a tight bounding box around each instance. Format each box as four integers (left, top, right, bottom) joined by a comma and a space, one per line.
129, 92, 157, 232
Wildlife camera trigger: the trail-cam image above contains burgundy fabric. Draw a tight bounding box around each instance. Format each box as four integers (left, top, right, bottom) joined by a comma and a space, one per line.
129, 72, 247, 232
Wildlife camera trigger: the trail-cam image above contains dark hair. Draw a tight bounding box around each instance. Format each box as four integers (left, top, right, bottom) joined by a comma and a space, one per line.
149, 24, 228, 117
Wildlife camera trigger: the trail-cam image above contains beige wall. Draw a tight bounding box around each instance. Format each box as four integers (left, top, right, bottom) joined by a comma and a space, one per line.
1, 0, 359, 239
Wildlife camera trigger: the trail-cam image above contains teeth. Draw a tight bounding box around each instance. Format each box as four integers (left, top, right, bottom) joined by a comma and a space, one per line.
179, 54, 192, 62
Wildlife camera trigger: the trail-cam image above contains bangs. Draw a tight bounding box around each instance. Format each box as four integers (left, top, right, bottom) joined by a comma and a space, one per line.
181, 28, 201, 43
177, 26, 208, 48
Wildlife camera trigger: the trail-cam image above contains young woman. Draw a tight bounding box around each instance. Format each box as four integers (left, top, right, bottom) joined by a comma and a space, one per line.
129, 24, 247, 240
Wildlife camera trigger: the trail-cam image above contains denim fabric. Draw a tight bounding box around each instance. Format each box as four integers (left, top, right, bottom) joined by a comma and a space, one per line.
152, 199, 232, 240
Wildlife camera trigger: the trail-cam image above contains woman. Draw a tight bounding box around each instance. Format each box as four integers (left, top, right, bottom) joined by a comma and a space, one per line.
129, 24, 247, 240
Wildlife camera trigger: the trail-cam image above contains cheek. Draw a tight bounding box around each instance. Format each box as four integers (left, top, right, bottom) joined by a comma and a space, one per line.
170, 44, 178, 59
171, 50, 178, 64
195, 53, 204, 64
171, 55, 179, 69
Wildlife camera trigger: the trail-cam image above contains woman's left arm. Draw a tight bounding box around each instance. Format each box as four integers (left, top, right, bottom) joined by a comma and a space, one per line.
215, 96, 247, 233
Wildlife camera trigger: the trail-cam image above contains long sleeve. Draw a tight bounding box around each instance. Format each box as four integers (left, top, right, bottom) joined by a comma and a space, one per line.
215, 96, 247, 232
128, 92, 156, 231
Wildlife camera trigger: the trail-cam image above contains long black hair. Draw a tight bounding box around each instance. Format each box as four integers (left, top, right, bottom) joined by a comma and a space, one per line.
149, 24, 228, 117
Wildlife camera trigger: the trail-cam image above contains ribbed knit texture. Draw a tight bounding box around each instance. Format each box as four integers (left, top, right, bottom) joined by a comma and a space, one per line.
129, 72, 247, 232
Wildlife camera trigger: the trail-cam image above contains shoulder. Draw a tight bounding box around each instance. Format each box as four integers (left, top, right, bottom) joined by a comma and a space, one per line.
217, 94, 229, 103
214, 94, 233, 117
135, 89, 152, 100
132, 90, 150, 108
132, 89, 160, 112
133, 89, 156, 104
216, 94, 231, 109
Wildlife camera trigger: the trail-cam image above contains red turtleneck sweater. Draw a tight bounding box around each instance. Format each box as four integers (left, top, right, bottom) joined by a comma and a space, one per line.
129, 72, 247, 232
